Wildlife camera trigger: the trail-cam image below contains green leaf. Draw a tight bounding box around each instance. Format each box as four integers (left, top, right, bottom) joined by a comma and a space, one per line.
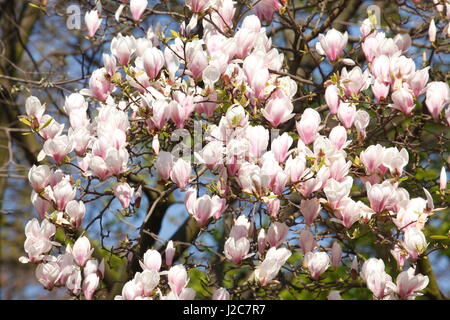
430, 235, 449, 240
18, 116, 31, 126
39, 117, 54, 131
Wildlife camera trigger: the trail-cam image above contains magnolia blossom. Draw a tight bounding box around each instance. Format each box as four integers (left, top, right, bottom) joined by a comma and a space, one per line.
71, 236, 94, 267
299, 228, 316, 255
425, 81, 450, 119
331, 242, 342, 267
165, 240, 175, 267
19, 219, 56, 264
170, 158, 191, 189
394, 268, 429, 300
140, 249, 162, 272
325, 84, 341, 114
262, 97, 295, 127
304, 252, 330, 280
25, 96, 45, 124
113, 182, 135, 208
85, 10, 102, 38
168, 265, 189, 296
266, 222, 288, 248
224, 236, 251, 264
255, 247, 291, 285
316, 29, 348, 61
403, 228, 427, 260
130, 0, 148, 21
299, 198, 321, 225
296, 108, 321, 145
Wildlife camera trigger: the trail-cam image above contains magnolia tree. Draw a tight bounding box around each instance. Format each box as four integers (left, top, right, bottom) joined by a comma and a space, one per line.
14, 0, 450, 300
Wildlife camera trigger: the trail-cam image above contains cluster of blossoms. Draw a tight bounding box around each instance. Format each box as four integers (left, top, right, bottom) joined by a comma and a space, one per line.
19, 0, 448, 300
20, 223, 103, 300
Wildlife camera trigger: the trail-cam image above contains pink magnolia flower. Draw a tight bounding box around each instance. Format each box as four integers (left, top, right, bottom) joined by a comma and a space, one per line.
42, 135, 73, 163
185, 189, 214, 226
19, 219, 56, 263
143, 47, 164, 79
300, 198, 321, 225
169, 98, 195, 129
428, 18, 436, 42
254, 247, 291, 285
329, 156, 351, 182
316, 29, 348, 61
408, 67, 429, 97
170, 158, 191, 189
25, 96, 45, 124
336, 198, 361, 228
331, 242, 342, 267
360, 258, 386, 282
262, 195, 280, 218
113, 182, 135, 208
140, 249, 162, 272
88, 68, 113, 102
390, 88, 415, 115
425, 81, 450, 119
246, 125, 269, 159
186, 0, 211, 13
65, 200, 86, 228
28, 165, 51, 192
394, 267, 429, 300
71, 236, 94, 267
83, 273, 100, 300
31, 191, 52, 219
354, 109, 370, 140
390, 56, 416, 81
337, 103, 356, 129
155, 151, 174, 180
168, 265, 189, 296
226, 105, 248, 128
325, 84, 341, 114
262, 97, 295, 127
165, 241, 175, 266
296, 108, 321, 145
257, 229, 266, 254
372, 78, 390, 101
371, 55, 391, 84
390, 245, 409, 269
324, 177, 353, 210
394, 33, 412, 52
111, 34, 136, 66
299, 228, 316, 254
360, 144, 386, 176
366, 181, 396, 213
253, 0, 283, 22
271, 133, 293, 163
85, 10, 102, 38
224, 236, 251, 264
304, 251, 330, 280
366, 270, 393, 299
50, 180, 76, 211
329, 125, 348, 150
266, 222, 288, 248
63, 92, 88, 115
340, 66, 371, 97
130, 0, 147, 21
284, 156, 306, 183
243, 53, 269, 99
382, 147, 409, 177
403, 228, 427, 260
35, 262, 60, 290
